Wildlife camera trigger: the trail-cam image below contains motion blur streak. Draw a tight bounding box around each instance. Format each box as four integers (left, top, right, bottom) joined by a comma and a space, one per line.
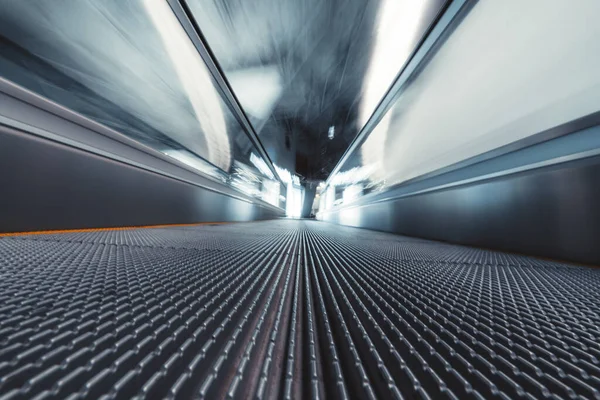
185, 0, 447, 179
360, 0, 600, 187
143, 0, 231, 170
359, 0, 431, 127
360, 0, 439, 179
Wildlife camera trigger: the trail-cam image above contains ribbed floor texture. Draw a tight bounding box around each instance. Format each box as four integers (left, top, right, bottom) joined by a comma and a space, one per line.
1, 220, 599, 400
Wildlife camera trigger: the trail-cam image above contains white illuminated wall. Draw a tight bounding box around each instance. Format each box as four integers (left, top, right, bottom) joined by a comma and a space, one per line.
361, 0, 600, 186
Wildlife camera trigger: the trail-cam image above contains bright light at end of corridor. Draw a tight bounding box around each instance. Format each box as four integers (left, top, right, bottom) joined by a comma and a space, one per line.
286, 185, 304, 218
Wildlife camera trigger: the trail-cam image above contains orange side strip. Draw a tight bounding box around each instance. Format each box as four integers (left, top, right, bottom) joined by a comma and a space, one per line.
0, 221, 230, 237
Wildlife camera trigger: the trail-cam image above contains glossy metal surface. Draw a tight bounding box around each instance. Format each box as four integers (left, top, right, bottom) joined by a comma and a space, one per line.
0, 125, 283, 233
185, 0, 447, 178
319, 152, 600, 265
0, 0, 284, 207
323, 0, 600, 204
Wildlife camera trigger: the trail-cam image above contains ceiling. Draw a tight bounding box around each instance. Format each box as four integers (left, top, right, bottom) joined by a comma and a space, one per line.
188, 0, 446, 180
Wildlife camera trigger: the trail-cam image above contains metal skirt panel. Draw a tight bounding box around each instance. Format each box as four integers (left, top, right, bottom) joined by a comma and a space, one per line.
0, 127, 283, 233
319, 156, 600, 265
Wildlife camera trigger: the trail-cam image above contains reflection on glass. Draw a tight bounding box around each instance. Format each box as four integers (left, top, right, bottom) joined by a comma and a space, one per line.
321, 0, 600, 211
0, 0, 283, 208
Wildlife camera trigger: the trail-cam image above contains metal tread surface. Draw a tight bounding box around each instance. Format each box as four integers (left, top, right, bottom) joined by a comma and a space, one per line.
0, 220, 599, 399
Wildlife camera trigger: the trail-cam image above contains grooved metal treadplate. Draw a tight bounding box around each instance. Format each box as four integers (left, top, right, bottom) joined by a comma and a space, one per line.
1, 220, 599, 399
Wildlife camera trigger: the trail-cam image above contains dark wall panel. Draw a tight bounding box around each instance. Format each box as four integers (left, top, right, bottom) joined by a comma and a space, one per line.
0, 126, 283, 233
319, 156, 600, 265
